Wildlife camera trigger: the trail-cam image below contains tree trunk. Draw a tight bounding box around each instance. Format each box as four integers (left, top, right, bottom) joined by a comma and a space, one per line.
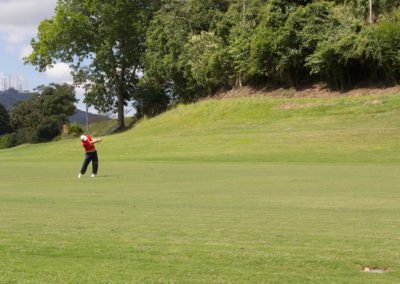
117, 59, 127, 130
369, 0, 373, 24
117, 92, 125, 129
113, 57, 126, 130
237, 75, 243, 88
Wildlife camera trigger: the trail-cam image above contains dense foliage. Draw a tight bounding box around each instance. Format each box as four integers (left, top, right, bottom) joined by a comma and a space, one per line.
141, 0, 400, 109
0, 103, 11, 135
9, 84, 76, 145
0, 102, 16, 149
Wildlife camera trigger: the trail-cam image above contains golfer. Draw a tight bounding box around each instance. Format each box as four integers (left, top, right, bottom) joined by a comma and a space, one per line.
78, 134, 102, 178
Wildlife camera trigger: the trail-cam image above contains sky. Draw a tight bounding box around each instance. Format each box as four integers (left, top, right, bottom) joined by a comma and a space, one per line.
0, 0, 88, 111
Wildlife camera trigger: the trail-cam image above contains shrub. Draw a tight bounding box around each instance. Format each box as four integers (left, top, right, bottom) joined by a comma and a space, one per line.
15, 128, 35, 144
68, 123, 84, 136
36, 117, 61, 142
356, 9, 400, 83
0, 133, 17, 149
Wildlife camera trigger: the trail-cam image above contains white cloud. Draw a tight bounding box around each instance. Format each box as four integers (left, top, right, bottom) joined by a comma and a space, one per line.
19, 44, 33, 61
45, 63, 73, 83
0, 0, 58, 91
0, 0, 56, 27
0, 0, 56, 44
0, 25, 37, 44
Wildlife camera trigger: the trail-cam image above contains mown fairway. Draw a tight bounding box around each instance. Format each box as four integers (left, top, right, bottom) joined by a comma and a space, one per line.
1, 94, 400, 282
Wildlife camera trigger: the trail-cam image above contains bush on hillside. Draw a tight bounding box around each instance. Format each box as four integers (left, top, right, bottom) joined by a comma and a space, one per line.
0, 133, 17, 149
68, 123, 84, 136
14, 128, 37, 144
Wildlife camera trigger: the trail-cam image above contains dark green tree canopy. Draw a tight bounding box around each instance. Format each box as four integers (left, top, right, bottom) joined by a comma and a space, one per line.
0, 103, 11, 135
141, 0, 400, 102
10, 84, 76, 143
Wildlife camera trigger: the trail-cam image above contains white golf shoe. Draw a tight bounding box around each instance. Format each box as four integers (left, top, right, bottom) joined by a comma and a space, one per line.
78, 173, 82, 178
91, 174, 96, 178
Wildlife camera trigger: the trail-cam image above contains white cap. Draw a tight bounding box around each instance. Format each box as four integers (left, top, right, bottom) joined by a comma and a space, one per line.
80, 135, 87, 141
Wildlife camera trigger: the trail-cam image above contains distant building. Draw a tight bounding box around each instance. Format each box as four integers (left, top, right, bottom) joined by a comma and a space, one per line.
0, 74, 24, 92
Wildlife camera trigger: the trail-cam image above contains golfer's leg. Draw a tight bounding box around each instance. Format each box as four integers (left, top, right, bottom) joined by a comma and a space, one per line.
92, 151, 99, 175
80, 153, 92, 174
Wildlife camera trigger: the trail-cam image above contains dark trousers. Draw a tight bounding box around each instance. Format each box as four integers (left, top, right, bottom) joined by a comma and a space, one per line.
80, 151, 99, 175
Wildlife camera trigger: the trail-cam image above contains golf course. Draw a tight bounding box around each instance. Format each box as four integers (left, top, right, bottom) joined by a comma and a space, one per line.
1, 93, 400, 283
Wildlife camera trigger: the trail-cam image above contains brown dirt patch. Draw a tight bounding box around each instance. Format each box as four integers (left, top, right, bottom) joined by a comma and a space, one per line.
214, 84, 400, 99
278, 102, 322, 110
362, 267, 387, 273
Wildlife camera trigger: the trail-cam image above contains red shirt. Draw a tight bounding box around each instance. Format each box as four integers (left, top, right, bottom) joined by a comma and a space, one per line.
82, 135, 96, 153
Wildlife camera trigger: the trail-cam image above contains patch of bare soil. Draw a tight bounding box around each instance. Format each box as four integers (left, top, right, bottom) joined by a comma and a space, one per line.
362, 266, 387, 273
278, 102, 321, 110
214, 84, 400, 99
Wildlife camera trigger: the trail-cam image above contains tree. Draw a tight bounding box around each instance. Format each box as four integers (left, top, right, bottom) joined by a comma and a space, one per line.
133, 76, 170, 119
0, 103, 11, 135
331, 0, 399, 21
223, 0, 266, 87
181, 31, 231, 93
306, 6, 400, 87
10, 84, 76, 143
25, 0, 161, 129
39, 84, 77, 123
143, 0, 230, 103
357, 9, 400, 82
142, 0, 400, 103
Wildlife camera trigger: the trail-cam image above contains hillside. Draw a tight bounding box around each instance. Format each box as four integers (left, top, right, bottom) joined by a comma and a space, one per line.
1, 89, 400, 163
0, 88, 32, 109
0, 88, 108, 125
69, 108, 110, 125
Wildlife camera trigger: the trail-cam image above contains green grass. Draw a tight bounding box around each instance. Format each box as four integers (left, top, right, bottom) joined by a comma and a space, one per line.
5, 94, 400, 163
1, 94, 400, 282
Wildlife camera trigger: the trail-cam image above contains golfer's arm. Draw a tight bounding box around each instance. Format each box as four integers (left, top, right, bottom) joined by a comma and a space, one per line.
90, 138, 103, 144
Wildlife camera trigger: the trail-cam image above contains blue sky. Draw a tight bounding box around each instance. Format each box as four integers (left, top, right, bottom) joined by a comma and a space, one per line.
0, 0, 87, 110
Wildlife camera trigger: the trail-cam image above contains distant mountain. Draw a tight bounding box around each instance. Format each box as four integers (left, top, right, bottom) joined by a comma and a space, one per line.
70, 109, 109, 125
0, 88, 32, 110
0, 88, 109, 125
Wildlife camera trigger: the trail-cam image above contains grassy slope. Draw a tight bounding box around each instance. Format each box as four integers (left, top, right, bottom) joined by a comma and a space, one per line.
2, 94, 400, 163
1, 94, 400, 283
123, 94, 400, 163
